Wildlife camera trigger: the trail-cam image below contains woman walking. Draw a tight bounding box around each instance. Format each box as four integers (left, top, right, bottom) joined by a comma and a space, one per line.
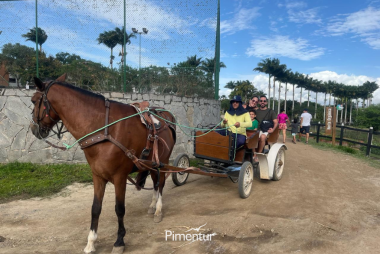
277, 109, 290, 143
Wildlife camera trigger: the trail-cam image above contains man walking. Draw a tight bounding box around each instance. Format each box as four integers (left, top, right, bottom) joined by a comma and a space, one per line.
298, 109, 312, 143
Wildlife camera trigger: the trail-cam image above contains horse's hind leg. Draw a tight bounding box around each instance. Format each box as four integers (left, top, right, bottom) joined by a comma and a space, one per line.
84, 176, 107, 253
150, 171, 166, 223
111, 177, 127, 254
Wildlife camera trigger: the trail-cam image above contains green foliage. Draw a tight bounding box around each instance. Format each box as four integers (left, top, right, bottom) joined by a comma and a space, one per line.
355, 105, 380, 131
0, 162, 93, 203
226, 80, 266, 103
21, 27, 48, 52
220, 99, 230, 112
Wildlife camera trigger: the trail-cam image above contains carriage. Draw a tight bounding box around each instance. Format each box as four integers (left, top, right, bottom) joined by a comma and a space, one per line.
168, 128, 287, 199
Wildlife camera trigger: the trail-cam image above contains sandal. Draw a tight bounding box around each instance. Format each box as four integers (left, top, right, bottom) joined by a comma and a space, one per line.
305, 141, 308, 144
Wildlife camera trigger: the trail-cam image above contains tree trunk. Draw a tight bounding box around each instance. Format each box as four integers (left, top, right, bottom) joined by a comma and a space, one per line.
344, 97, 348, 123
272, 77, 276, 109
284, 82, 287, 113
349, 99, 353, 124
268, 75, 271, 108
323, 93, 327, 122
307, 90, 310, 107
356, 99, 359, 118
329, 93, 331, 106
300, 87, 303, 105
292, 84, 295, 119
278, 82, 281, 114
314, 92, 318, 119
340, 99, 343, 123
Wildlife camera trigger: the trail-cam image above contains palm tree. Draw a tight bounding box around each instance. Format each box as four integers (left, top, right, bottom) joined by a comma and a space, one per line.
22, 27, 48, 52
278, 68, 292, 114
97, 30, 118, 69
254, 58, 274, 106
114, 27, 136, 63
199, 57, 226, 82
186, 55, 203, 67
270, 59, 286, 110
288, 71, 300, 119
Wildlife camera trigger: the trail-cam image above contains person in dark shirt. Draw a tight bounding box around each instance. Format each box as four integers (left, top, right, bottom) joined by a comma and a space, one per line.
255, 95, 278, 153
290, 118, 300, 144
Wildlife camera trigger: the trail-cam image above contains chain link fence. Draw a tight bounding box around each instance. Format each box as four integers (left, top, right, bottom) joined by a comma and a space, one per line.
0, 0, 220, 98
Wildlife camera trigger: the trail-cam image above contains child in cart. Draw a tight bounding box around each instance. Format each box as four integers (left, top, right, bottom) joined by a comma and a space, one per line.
291, 118, 299, 144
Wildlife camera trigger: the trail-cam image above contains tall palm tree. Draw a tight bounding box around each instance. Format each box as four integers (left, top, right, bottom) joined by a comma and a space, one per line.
97, 30, 118, 69
278, 68, 292, 113
22, 27, 48, 52
254, 58, 274, 106
114, 27, 136, 63
186, 55, 203, 67
289, 71, 300, 119
199, 57, 226, 80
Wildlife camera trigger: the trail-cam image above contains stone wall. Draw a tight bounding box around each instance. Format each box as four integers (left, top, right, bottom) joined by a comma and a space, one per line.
0, 88, 221, 163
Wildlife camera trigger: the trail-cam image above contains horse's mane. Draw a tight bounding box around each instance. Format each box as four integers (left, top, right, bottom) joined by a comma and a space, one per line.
53, 81, 105, 100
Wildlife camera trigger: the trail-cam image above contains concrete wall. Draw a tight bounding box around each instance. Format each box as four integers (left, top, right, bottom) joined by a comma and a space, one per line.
0, 88, 221, 163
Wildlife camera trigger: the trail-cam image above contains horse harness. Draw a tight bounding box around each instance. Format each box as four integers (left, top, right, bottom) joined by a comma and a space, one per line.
78, 99, 175, 175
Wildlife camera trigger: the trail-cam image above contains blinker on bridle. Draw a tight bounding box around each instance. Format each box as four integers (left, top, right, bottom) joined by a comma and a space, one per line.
31, 80, 67, 140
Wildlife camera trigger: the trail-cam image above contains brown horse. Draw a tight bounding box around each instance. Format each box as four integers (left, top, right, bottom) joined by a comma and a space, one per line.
29, 74, 176, 254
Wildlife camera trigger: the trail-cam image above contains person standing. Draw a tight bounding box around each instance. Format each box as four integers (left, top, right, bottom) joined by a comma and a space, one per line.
290, 118, 300, 144
298, 108, 312, 143
218, 95, 252, 148
277, 109, 290, 143
255, 95, 278, 153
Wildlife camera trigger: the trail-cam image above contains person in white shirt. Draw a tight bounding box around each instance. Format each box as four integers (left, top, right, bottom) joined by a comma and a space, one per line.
298, 108, 312, 144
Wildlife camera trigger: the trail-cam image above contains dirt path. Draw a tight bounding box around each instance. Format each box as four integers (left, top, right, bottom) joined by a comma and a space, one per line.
1, 139, 380, 254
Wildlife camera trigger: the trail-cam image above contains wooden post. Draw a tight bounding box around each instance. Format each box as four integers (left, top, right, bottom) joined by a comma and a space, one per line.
366, 127, 373, 157
325, 107, 333, 135
316, 122, 321, 143
331, 107, 337, 146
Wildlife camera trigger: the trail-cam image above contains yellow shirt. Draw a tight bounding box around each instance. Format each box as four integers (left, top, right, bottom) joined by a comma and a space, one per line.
221, 112, 252, 136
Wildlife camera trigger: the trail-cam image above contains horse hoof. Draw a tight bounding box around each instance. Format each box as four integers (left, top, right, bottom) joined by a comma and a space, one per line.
154, 213, 162, 223
148, 207, 156, 214
83, 245, 96, 253
111, 246, 125, 254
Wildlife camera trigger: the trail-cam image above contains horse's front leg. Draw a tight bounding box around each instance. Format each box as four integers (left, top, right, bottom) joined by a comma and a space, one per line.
84, 176, 107, 253
111, 177, 127, 254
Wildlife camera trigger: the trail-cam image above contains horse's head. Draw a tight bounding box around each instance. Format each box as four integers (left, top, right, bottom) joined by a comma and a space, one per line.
30, 74, 67, 139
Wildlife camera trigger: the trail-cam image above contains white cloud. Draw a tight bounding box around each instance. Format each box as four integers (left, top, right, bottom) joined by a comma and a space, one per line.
221, 7, 261, 35
325, 7, 380, 49
246, 35, 325, 60
288, 8, 322, 24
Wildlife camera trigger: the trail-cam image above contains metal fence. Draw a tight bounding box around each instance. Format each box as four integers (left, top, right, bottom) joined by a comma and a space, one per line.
307, 123, 380, 159
0, 0, 220, 99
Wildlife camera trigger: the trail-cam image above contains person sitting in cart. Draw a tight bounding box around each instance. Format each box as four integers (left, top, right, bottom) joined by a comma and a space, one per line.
255, 95, 278, 154
217, 95, 252, 149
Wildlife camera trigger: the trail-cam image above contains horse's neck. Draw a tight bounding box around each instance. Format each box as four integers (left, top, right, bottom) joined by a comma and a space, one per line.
50, 86, 107, 140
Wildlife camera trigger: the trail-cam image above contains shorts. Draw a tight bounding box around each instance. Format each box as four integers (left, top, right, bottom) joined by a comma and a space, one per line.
300, 126, 310, 134
259, 131, 269, 137
292, 133, 296, 136
279, 123, 287, 130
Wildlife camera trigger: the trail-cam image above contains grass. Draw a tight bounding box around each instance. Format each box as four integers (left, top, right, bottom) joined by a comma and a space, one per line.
300, 137, 380, 169
0, 162, 93, 203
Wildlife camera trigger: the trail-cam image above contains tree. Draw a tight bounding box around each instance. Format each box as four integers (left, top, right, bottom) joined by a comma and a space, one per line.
186, 55, 203, 68
97, 30, 118, 69
56, 52, 82, 65
22, 27, 48, 52
355, 105, 380, 131
0, 43, 36, 87
228, 80, 266, 103
114, 27, 136, 63
254, 58, 275, 107
278, 68, 292, 113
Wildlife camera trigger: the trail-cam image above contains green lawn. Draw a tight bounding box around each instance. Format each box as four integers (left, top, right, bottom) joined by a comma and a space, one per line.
0, 162, 93, 203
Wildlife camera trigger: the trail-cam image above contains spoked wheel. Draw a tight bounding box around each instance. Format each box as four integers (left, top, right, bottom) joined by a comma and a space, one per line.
238, 161, 254, 199
172, 153, 190, 186
273, 147, 285, 181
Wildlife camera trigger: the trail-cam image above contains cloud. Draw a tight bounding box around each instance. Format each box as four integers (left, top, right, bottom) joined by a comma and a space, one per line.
287, 8, 322, 24
246, 35, 325, 60
221, 7, 261, 35
325, 7, 380, 49
221, 71, 380, 105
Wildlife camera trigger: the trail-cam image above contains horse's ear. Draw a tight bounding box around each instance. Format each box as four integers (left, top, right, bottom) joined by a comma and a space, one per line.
34, 77, 45, 91
56, 73, 67, 82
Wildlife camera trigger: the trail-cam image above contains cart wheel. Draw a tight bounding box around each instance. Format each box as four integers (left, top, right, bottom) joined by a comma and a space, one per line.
238, 161, 254, 199
172, 153, 190, 186
273, 147, 285, 181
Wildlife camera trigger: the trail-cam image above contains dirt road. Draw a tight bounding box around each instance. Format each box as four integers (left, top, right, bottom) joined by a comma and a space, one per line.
1, 141, 380, 254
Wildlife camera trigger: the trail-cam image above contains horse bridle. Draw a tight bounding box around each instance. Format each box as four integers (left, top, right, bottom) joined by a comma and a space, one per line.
31, 81, 68, 140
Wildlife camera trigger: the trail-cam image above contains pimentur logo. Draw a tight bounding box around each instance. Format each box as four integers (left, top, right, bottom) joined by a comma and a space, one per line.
165, 223, 217, 242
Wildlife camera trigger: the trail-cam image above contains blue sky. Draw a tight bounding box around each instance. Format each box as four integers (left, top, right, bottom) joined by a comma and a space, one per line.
1, 0, 379, 104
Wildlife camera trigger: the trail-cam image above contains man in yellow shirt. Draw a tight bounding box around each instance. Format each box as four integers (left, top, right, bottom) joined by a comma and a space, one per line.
217, 95, 252, 148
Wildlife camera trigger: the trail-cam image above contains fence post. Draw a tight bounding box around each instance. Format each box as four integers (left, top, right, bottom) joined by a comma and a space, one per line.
339, 123, 344, 146
316, 122, 320, 143
366, 127, 373, 157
